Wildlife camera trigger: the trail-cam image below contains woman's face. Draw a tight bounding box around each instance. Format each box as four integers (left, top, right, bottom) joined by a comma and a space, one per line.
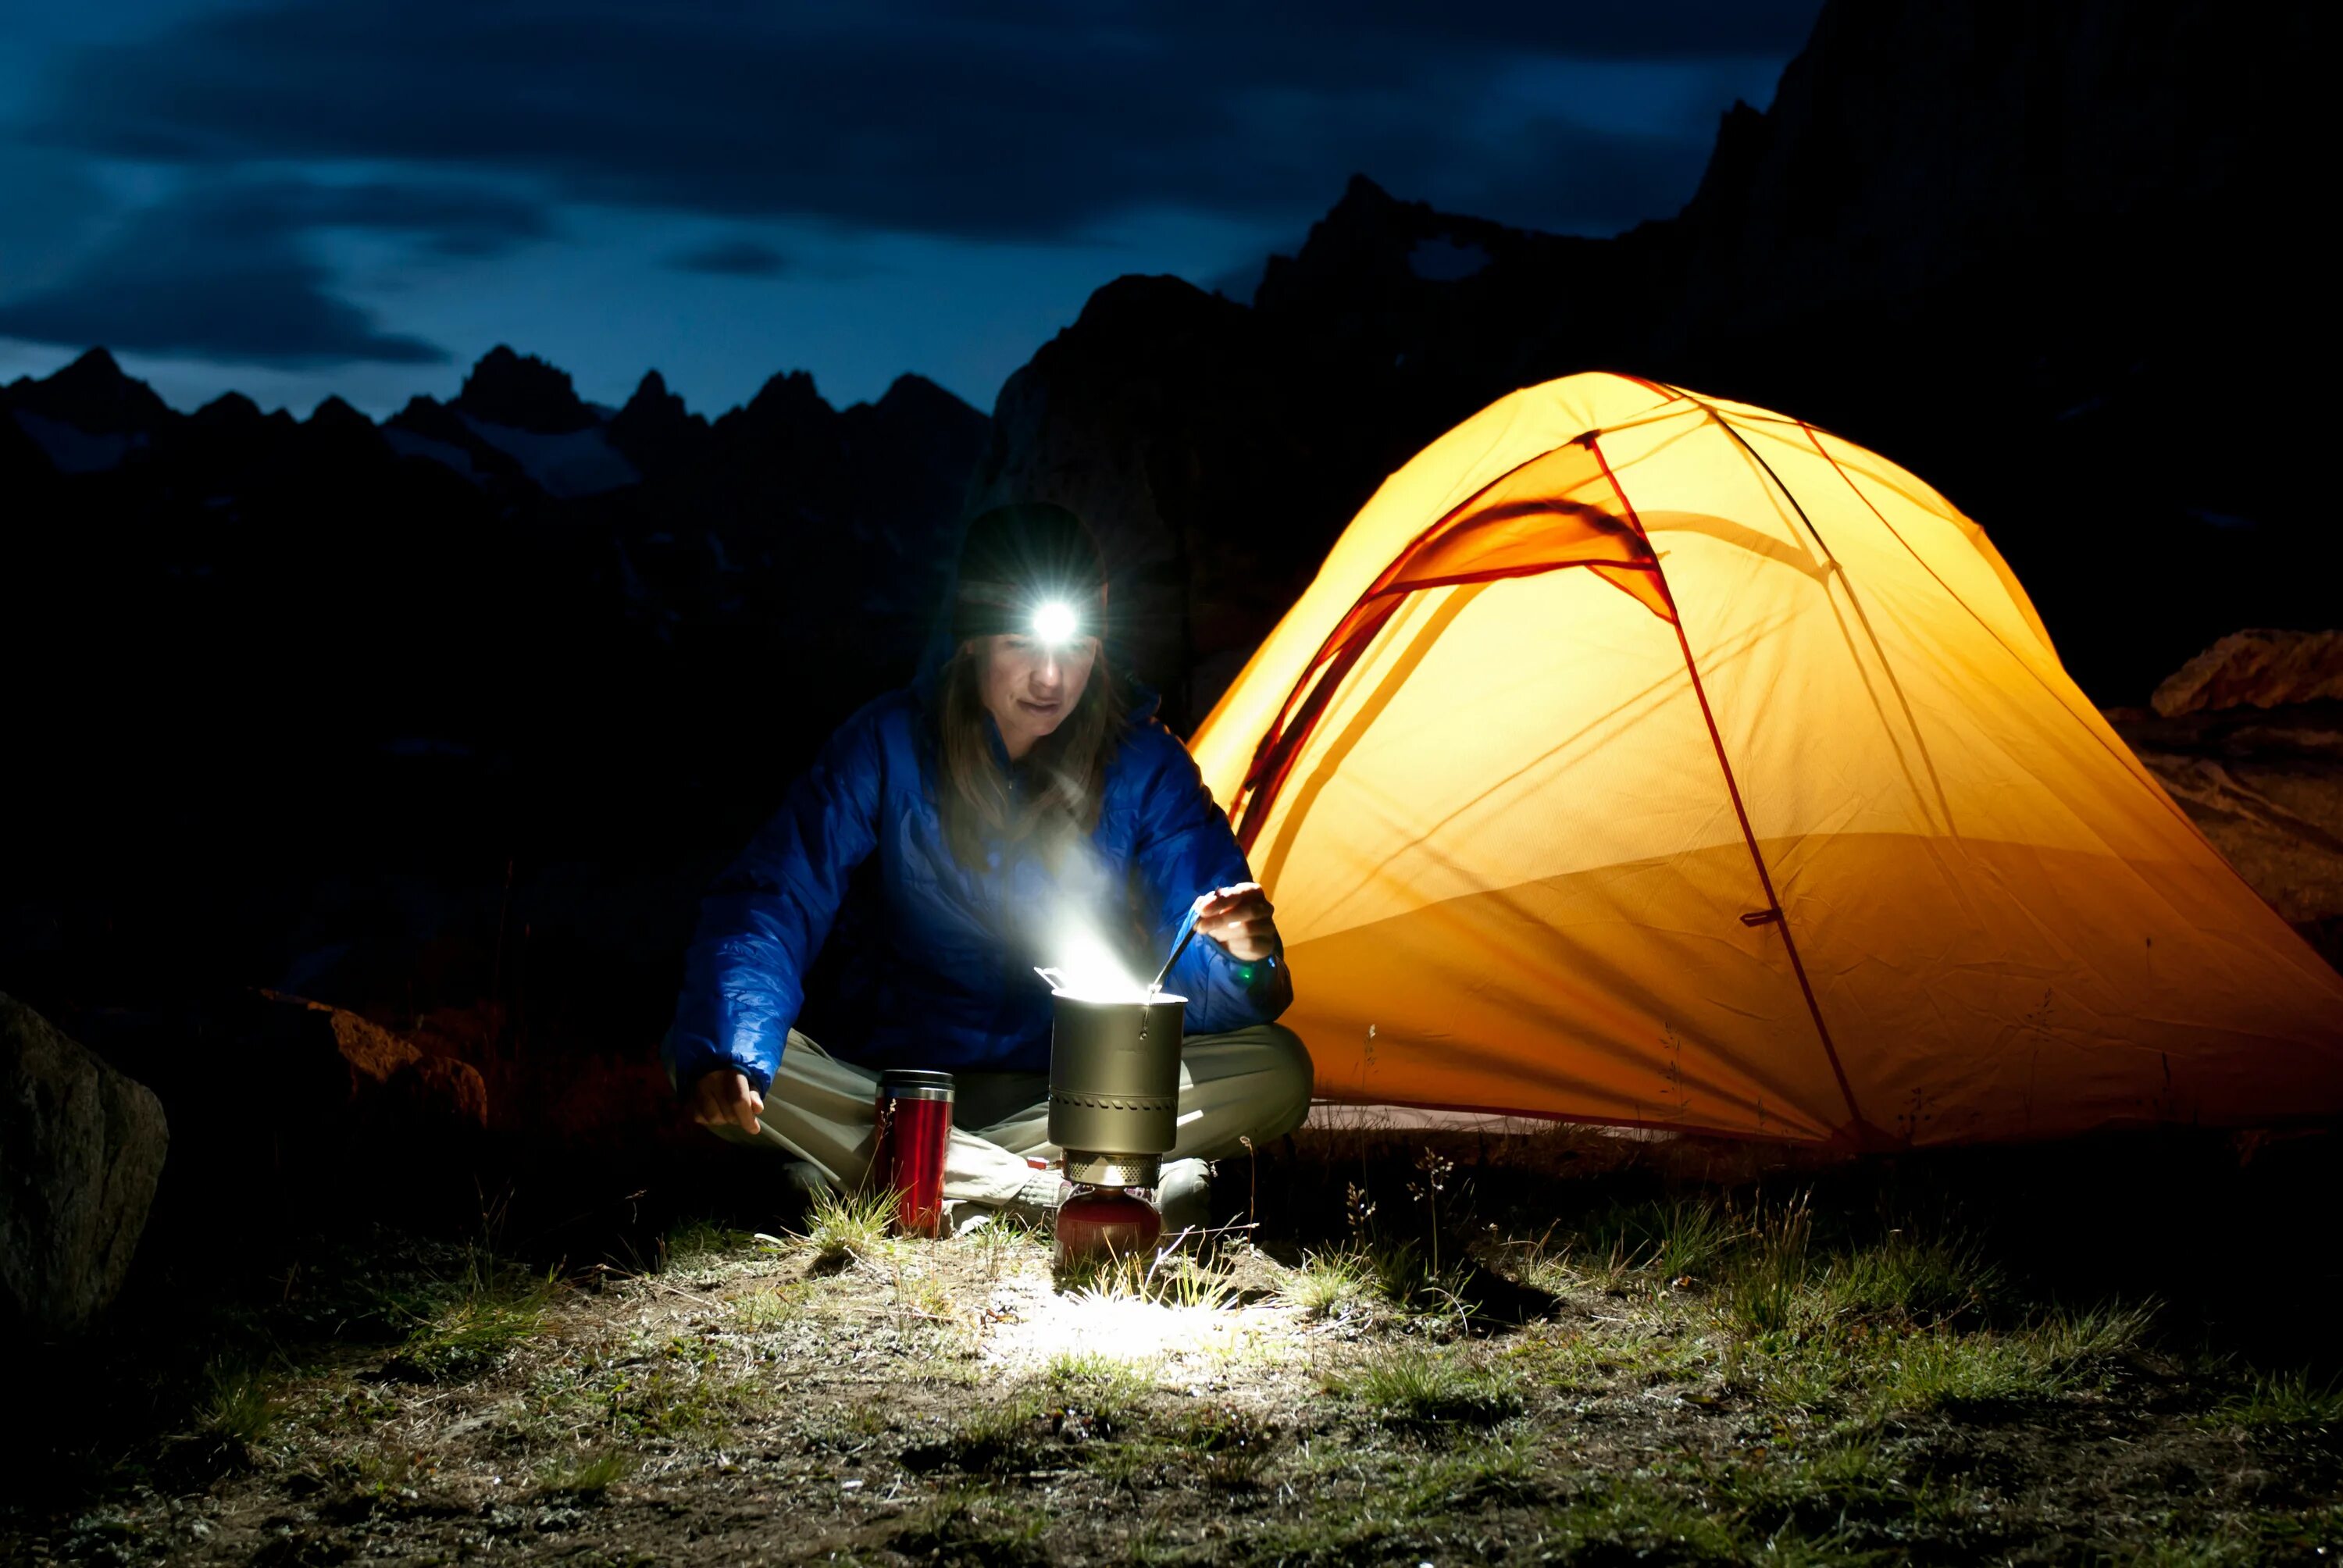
976, 631, 1097, 760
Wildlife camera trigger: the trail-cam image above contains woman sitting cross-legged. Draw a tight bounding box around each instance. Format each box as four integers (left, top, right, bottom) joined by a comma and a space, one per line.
662, 501, 1311, 1231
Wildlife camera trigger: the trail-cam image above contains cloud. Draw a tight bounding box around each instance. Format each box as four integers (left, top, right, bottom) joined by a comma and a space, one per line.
295, 179, 554, 257
33, 1, 1821, 241
0, 180, 449, 365
669, 237, 792, 277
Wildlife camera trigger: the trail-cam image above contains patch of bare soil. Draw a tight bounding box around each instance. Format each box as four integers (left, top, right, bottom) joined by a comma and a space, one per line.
6, 1135, 2341, 1566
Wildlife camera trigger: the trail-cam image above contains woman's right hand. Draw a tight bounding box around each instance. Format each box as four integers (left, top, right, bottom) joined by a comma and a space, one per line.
688, 1068, 766, 1135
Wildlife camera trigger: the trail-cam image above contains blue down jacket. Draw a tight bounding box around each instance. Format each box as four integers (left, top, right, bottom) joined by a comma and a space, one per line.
662, 682, 1292, 1092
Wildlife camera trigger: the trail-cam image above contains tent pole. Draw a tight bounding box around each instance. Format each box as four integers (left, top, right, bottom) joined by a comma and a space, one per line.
1584, 433, 1873, 1143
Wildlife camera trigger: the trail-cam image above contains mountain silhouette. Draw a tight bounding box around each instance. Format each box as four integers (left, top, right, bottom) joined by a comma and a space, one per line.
972, 0, 2326, 718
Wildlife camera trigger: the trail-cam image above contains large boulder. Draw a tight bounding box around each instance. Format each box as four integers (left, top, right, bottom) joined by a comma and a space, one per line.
2151, 630, 2343, 718
1, 992, 169, 1333
2115, 635, 2343, 972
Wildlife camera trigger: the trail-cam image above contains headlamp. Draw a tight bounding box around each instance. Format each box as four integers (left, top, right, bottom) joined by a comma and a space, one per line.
1030, 599, 1081, 646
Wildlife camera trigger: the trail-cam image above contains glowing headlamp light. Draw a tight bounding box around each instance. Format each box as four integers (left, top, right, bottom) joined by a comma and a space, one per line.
1030, 599, 1081, 645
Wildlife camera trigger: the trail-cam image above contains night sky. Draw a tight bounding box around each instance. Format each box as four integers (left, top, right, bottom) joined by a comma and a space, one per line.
0, 2, 1818, 418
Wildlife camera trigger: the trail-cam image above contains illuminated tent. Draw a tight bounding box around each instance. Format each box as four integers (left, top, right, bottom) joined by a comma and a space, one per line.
1189, 373, 2343, 1147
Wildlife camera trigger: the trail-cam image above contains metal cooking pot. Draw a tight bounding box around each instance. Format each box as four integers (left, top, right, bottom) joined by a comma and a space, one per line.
1043, 988, 1186, 1188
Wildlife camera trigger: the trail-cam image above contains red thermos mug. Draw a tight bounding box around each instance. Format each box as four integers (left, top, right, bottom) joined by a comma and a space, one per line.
872, 1069, 954, 1237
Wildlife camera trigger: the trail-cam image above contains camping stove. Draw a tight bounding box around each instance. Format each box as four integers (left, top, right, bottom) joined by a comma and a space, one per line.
1045, 988, 1184, 1263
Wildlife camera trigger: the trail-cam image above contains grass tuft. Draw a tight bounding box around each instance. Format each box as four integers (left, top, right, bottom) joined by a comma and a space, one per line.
1057, 1249, 1239, 1311
662, 1217, 750, 1270
1326, 1348, 1527, 1433
1276, 1249, 1375, 1320
383, 1258, 557, 1382
1045, 1351, 1154, 1437
2030, 1300, 2153, 1367
886, 1488, 1047, 1566
800, 1187, 897, 1270
1818, 1224, 2002, 1326
2213, 1368, 2343, 1431
1718, 1191, 1813, 1336
904, 1390, 1050, 1474
728, 1284, 806, 1330
1402, 1436, 1545, 1510
537, 1449, 632, 1495
1871, 1328, 2045, 1413
196, 1361, 280, 1456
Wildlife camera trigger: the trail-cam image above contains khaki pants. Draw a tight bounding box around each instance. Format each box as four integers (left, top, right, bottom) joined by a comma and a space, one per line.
710, 1025, 1312, 1205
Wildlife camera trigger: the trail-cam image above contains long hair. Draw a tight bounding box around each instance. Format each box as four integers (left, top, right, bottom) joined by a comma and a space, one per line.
936, 642, 1129, 871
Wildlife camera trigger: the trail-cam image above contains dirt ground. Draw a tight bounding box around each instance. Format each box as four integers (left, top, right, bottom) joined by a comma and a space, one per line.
6, 1128, 2341, 1566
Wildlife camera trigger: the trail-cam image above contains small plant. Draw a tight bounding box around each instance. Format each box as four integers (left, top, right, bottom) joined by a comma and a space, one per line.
1871, 1328, 2042, 1413
1044, 1350, 1154, 1438
801, 1187, 897, 1269
1278, 1249, 1375, 1320
1238, 1134, 1259, 1228
2031, 1300, 2153, 1368
1719, 1190, 1812, 1336
1172, 1402, 1278, 1455
1408, 1147, 1457, 1277
1326, 1348, 1526, 1433
886, 1488, 1048, 1566
196, 1360, 280, 1456
538, 1449, 632, 1495
1649, 1196, 1738, 1282
2212, 1369, 2343, 1431
596, 1355, 741, 1441
728, 1284, 805, 1330
1820, 1223, 2002, 1327
1574, 1196, 1735, 1285
1055, 1246, 1238, 1311
662, 1217, 749, 1269
904, 1390, 1051, 1473
1146, 1250, 1239, 1311
1403, 1436, 1542, 1510
384, 1260, 558, 1382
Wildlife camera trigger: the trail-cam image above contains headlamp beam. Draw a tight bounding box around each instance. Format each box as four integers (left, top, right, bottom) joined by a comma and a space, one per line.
1030, 599, 1081, 646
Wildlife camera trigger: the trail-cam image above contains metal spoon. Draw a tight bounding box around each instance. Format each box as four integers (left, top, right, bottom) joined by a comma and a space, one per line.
1147, 900, 1206, 996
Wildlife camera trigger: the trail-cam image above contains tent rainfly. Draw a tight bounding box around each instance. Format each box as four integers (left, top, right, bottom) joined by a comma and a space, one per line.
1189, 373, 2343, 1148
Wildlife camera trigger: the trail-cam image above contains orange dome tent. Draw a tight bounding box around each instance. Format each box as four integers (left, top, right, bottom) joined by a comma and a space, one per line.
1189, 374, 2343, 1147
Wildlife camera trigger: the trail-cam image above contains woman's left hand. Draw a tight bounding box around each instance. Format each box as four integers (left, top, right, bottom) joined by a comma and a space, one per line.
1194, 882, 1279, 964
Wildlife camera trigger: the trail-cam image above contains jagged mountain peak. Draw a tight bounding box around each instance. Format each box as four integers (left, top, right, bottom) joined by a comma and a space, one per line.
305, 395, 378, 437
872, 373, 981, 422
6, 345, 176, 435
619, 369, 688, 422
453, 345, 597, 434
606, 367, 708, 473
742, 369, 831, 423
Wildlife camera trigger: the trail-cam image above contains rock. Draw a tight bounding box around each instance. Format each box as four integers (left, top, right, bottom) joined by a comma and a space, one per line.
52, 993, 494, 1233
2110, 693, 2343, 973
248, 990, 489, 1131
1, 992, 169, 1333
2151, 630, 2343, 717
